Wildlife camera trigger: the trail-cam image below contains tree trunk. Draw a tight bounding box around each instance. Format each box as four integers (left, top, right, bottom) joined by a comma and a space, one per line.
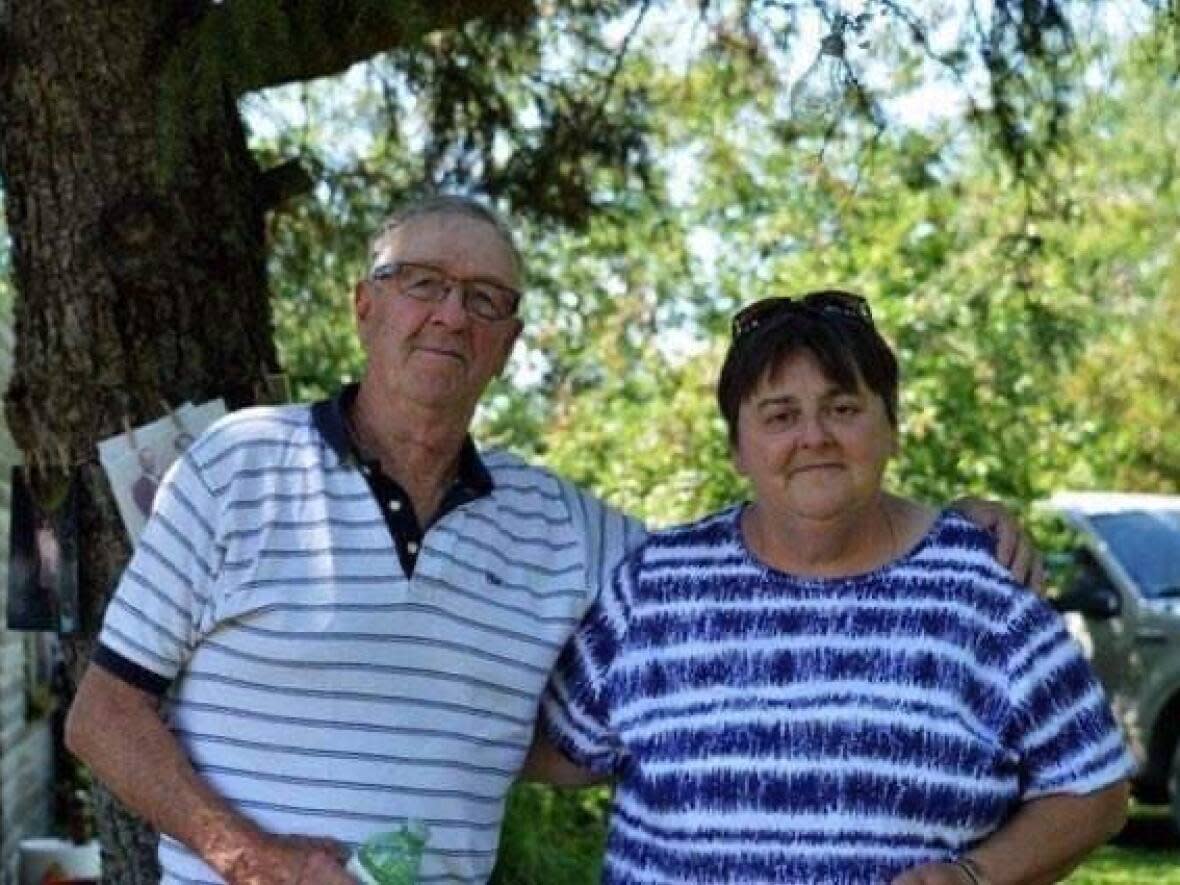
0, 2, 274, 879
0, 0, 535, 878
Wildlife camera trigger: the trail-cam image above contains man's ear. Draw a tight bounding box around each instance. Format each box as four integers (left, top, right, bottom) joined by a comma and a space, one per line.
354, 279, 372, 322
494, 318, 523, 376
354, 280, 374, 345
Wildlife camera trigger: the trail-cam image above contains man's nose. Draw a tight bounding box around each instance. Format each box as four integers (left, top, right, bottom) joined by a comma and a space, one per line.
432, 281, 471, 327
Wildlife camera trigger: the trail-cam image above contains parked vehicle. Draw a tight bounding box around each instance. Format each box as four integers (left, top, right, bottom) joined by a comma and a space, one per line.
1038, 492, 1180, 835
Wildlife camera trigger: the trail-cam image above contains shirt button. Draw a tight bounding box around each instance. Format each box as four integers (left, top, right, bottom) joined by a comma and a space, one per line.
407, 541, 419, 555
388, 499, 402, 512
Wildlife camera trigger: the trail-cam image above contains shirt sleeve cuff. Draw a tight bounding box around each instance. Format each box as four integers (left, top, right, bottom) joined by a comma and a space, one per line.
92, 642, 172, 696
539, 702, 620, 776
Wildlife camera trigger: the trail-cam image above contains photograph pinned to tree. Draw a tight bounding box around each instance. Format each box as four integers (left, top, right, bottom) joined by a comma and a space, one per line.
97, 399, 226, 543
7, 466, 81, 636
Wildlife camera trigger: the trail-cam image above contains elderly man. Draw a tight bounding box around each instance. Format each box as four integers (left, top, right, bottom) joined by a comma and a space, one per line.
67, 196, 1038, 885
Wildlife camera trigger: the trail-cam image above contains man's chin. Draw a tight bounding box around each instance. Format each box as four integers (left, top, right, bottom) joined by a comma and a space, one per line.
402, 378, 478, 410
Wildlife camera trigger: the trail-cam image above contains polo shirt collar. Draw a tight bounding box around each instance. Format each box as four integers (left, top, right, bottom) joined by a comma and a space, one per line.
311, 383, 493, 495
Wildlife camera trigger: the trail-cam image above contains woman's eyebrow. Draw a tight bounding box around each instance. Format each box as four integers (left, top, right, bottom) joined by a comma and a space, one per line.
756, 386, 858, 408
755, 394, 798, 408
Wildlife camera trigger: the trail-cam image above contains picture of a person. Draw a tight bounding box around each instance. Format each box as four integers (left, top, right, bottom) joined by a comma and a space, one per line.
131, 448, 161, 519
35, 513, 61, 596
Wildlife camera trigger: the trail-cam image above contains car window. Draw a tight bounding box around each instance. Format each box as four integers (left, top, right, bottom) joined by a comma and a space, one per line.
1089, 510, 1180, 599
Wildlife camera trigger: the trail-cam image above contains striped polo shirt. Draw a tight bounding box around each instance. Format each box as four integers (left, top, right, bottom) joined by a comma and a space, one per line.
96, 396, 643, 884
542, 507, 1135, 885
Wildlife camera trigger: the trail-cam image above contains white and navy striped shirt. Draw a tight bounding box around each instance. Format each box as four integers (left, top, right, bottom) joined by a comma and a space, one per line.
96, 396, 643, 884
542, 507, 1135, 885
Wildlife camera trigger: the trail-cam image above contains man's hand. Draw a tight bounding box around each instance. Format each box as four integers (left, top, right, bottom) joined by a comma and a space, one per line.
952, 496, 1045, 590
891, 861, 979, 885
221, 833, 352, 885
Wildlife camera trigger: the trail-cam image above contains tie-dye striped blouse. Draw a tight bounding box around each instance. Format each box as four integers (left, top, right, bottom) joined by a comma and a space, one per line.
541, 507, 1134, 885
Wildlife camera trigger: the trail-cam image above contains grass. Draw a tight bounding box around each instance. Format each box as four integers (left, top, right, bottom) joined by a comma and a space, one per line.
1065, 807, 1180, 884
1068, 846, 1180, 883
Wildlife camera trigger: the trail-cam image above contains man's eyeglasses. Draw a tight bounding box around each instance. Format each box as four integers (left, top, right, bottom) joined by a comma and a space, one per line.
731, 289, 873, 340
370, 261, 522, 322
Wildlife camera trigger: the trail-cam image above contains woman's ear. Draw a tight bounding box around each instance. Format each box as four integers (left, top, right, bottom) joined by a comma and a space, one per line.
730, 433, 747, 477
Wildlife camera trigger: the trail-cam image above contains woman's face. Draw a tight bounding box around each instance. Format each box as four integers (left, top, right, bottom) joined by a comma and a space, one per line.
732, 349, 896, 523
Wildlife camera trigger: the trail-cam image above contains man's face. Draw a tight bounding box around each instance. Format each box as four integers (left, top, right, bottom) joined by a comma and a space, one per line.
138, 448, 157, 472
355, 213, 522, 414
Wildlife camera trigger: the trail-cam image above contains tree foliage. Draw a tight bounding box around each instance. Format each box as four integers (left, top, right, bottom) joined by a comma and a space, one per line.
1059, 30, 1180, 492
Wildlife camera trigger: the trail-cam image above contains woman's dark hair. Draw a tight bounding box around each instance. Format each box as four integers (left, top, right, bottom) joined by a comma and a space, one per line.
717, 291, 899, 443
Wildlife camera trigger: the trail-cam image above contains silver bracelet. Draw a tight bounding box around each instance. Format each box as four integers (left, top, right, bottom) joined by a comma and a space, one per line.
951, 857, 989, 885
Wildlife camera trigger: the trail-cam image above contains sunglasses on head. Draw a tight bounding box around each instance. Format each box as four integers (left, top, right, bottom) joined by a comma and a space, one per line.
731, 290, 874, 340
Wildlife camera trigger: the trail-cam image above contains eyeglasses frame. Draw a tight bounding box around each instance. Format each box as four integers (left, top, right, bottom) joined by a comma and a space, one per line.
369, 260, 523, 322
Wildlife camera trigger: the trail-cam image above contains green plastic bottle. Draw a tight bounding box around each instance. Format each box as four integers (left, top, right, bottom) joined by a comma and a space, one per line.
347, 821, 429, 885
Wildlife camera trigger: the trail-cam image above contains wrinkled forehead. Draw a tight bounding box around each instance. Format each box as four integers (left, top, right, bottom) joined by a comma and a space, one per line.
372, 212, 521, 285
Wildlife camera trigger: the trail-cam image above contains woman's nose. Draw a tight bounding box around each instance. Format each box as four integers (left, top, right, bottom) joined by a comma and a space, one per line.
798, 413, 832, 446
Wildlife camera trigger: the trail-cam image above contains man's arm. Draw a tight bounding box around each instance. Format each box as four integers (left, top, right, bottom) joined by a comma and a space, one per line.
891, 781, 1130, 885
65, 665, 352, 885
518, 728, 607, 788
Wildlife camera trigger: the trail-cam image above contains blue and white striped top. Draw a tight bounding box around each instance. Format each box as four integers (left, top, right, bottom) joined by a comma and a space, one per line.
97, 401, 643, 884
542, 506, 1134, 885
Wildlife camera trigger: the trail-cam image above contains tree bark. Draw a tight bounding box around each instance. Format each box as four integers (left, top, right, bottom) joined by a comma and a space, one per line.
0, 1, 274, 878
0, 0, 533, 880
212, 0, 532, 95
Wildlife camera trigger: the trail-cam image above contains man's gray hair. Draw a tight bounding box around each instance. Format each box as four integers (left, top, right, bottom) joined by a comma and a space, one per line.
370, 194, 524, 279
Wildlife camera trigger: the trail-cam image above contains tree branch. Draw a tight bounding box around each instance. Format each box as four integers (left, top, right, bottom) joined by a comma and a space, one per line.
203, 0, 536, 97
258, 158, 315, 211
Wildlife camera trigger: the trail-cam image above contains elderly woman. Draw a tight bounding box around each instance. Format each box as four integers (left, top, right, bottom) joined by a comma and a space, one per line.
533, 290, 1133, 885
